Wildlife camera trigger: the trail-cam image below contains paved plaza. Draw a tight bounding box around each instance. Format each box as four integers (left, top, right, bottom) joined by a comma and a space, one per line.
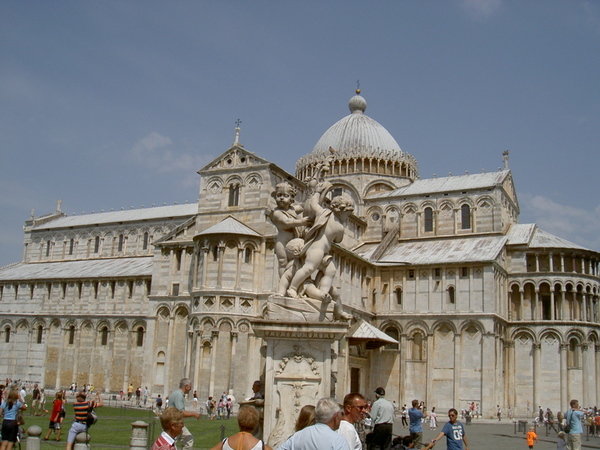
391, 419, 600, 449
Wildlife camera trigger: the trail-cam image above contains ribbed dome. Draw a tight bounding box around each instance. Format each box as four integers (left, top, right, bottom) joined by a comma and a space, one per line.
309, 93, 402, 160
295, 91, 418, 182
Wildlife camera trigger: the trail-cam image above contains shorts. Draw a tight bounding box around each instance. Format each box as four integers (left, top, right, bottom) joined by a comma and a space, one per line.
67, 422, 88, 443
49, 420, 61, 430
2, 419, 19, 443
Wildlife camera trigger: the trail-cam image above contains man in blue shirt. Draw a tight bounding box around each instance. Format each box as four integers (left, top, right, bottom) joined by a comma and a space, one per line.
408, 399, 424, 449
432, 408, 469, 450
565, 399, 585, 450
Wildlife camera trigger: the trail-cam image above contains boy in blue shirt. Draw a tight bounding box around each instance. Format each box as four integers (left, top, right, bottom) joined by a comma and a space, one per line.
431, 408, 469, 450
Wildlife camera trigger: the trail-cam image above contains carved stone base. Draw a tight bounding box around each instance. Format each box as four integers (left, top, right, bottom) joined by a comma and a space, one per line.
264, 295, 337, 322
252, 320, 349, 449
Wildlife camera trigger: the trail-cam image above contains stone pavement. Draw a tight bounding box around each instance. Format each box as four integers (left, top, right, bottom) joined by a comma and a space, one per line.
391, 418, 600, 449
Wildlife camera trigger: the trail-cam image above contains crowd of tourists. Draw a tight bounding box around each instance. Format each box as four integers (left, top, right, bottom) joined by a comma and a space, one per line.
3, 379, 598, 450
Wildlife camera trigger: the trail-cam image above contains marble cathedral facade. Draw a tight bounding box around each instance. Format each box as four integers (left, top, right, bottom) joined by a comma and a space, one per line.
1, 91, 599, 418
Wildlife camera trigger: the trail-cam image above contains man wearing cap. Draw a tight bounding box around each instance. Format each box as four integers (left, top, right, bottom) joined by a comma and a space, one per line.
368, 387, 395, 450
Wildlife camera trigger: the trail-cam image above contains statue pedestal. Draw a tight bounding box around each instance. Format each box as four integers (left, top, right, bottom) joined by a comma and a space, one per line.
264, 295, 338, 322
252, 317, 348, 449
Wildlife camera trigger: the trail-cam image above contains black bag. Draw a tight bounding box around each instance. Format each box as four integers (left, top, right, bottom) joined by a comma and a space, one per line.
86, 405, 98, 427
564, 410, 571, 434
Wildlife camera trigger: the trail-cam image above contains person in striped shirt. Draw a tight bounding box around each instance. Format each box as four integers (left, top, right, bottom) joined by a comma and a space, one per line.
152, 407, 185, 450
66, 391, 103, 450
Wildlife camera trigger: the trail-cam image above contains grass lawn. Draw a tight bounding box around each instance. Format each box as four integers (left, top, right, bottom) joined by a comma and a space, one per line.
21, 404, 240, 449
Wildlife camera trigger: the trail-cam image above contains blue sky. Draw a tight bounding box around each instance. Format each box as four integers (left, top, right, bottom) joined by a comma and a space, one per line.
1, 0, 599, 267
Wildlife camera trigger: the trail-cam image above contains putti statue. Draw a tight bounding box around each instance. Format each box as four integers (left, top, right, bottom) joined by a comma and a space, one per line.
267, 152, 353, 321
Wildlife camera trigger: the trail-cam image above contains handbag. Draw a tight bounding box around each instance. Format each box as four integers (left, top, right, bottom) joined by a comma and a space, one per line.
564, 410, 571, 434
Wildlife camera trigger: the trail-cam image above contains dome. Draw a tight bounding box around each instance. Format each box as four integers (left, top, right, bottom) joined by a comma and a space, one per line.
295, 90, 418, 183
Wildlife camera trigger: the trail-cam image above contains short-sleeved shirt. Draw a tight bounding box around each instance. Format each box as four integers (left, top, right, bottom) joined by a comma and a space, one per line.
169, 389, 186, 411
152, 431, 176, 450
370, 398, 395, 425
338, 419, 361, 450
567, 409, 584, 434
526, 431, 537, 446
441, 421, 466, 450
279, 423, 350, 450
0, 400, 23, 420
73, 401, 91, 422
408, 408, 424, 433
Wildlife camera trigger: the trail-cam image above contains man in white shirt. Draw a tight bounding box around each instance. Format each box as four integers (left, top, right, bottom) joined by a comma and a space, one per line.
338, 393, 367, 450
279, 398, 350, 450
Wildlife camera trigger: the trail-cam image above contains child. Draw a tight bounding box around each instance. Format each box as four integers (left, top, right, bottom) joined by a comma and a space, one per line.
556, 431, 567, 450
526, 426, 538, 449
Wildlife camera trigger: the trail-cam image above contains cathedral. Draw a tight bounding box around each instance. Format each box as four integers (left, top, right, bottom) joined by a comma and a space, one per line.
1, 90, 599, 419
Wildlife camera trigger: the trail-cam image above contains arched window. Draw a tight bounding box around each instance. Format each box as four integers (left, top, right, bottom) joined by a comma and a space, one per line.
100, 326, 108, 346
567, 338, 581, 369
143, 232, 149, 250
384, 326, 399, 350
118, 234, 124, 252
4, 326, 11, 343
244, 247, 252, 264
447, 286, 456, 304
69, 238, 74, 255
228, 184, 240, 207
461, 204, 471, 229
68, 325, 75, 345
424, 207, 433, 232
156, 351, 166, 385
136, 327, 144, 347
395, 287, 403, 306
94, 236, 100, 253
36, 325, 43, 344
412, 333, 424, 360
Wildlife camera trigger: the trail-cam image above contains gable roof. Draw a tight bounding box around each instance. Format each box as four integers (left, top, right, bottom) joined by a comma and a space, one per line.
347, 319, 399, 349
506, 223, 588, 250
196, 216, 261, 237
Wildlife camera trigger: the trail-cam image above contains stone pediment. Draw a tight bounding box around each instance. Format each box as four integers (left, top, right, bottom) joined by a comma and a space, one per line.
199, 146, 271, 174
153, 216, 197, 245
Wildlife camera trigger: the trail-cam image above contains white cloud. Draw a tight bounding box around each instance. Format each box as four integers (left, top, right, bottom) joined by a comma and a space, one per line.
460, 0, 502, 20
129, 132, 213, 183
520, 193, 600, 251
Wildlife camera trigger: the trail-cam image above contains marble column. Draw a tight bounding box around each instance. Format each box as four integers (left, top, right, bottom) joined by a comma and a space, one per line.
532, 342, 541, 411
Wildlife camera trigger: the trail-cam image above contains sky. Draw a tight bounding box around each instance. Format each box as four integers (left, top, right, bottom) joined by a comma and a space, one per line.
1, 0, 599, 267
